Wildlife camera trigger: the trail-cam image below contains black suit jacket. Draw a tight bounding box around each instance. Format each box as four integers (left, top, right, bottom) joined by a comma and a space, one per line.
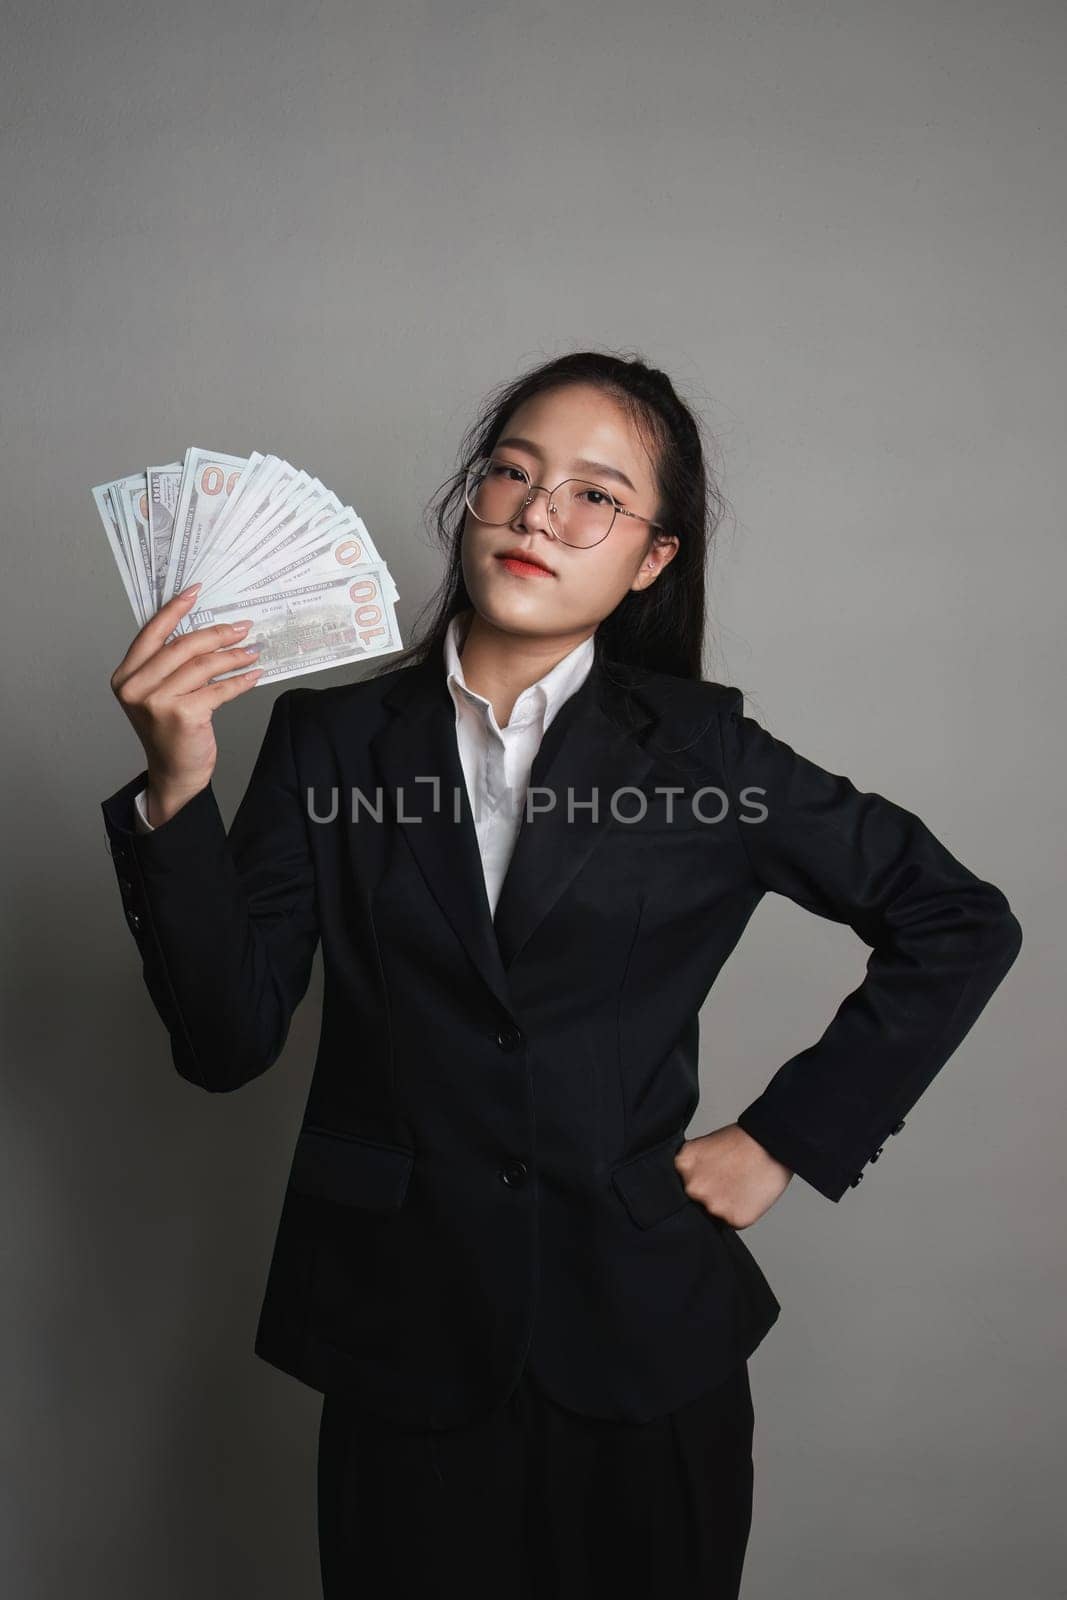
100, 638, 1022, 1427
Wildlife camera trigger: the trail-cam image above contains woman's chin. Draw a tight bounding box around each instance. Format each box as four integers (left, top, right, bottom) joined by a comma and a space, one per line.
472, 576, 559, 626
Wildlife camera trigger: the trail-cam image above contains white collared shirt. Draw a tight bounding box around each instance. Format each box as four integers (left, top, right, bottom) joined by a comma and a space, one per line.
443, 609, 596, 915
131, 609, 597, 919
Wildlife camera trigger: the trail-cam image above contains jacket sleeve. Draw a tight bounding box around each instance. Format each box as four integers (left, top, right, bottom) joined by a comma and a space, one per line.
718, 688, 1023, 1202
100, 687, 320, 1092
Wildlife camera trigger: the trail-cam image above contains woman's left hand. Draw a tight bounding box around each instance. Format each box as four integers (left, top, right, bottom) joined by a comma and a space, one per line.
674, 1124, 793, 1229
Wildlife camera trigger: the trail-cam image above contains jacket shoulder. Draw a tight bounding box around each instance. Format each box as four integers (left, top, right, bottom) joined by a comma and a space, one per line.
275, 658, 415, 728
620, 665, 742, 742
631, 667, 741, 711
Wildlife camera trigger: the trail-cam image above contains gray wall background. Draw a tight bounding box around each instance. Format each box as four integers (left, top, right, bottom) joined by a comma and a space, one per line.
3, 1, 1062, 1595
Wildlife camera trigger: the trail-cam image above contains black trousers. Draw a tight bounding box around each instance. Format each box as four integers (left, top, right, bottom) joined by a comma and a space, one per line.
317, 1357, 756, 1599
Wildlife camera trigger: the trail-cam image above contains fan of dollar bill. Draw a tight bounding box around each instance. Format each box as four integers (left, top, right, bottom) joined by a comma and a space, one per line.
92, 447, 403, 686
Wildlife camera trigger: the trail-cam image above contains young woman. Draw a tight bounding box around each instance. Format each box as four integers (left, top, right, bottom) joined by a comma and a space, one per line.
102, 352, 1023, 1599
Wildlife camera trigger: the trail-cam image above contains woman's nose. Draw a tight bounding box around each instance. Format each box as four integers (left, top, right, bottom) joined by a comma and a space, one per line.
513, 483, 557, 536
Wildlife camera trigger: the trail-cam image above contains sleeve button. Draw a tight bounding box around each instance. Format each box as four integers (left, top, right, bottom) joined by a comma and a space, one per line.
849, 1172, 864, 1187
891, 1119, 906, 1135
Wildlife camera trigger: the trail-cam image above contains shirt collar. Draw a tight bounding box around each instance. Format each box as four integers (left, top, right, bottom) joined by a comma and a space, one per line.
443, 608, 596, 734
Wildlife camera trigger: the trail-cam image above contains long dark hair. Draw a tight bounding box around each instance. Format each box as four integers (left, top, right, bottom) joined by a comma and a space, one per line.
369, 349, 728, 683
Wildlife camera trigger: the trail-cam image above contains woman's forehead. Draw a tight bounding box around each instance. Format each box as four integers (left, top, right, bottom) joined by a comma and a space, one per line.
503, 388, 653, 487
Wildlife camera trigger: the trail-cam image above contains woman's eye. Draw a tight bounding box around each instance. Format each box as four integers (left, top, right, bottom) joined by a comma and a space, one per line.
581, 488, 613, 507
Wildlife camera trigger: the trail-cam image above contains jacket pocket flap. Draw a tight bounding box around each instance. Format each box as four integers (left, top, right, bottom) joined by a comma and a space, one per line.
288, 1126, 414, 1210
610, 1134, 690, 1228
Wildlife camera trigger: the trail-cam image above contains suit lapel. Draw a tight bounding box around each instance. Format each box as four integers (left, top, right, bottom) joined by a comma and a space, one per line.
367, 636, 657, 1013
490, 667, 655, 969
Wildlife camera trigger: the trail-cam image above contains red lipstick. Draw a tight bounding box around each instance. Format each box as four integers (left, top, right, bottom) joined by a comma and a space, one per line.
496, 546, 555, 578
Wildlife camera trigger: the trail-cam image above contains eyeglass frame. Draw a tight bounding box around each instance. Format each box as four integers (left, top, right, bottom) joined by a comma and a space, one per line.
463, 454, 667, 549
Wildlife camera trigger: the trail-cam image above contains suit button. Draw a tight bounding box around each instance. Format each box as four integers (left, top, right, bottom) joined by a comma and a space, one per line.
849, 1171, 864, 1187
495, 1024, 523, 1052
499, 1161, 528, 1186
891, 1119, 906, 1135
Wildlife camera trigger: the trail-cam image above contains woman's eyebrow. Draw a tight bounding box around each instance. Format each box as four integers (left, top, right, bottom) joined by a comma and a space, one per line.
495, 434, 637, 495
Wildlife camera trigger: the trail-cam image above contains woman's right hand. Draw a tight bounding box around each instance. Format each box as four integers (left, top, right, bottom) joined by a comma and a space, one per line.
109, 584, 264, 826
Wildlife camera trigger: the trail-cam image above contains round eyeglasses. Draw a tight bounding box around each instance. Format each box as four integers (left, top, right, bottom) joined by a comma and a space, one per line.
463, 455, 665, 549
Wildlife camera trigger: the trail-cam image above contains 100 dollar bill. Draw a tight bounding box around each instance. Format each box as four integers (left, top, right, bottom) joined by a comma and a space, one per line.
186, 561, 401, 685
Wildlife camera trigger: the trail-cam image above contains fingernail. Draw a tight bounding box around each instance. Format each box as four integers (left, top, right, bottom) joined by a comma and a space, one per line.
179, 582, 202, 597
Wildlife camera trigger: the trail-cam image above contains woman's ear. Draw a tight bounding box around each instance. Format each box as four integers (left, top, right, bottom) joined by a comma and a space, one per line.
632, 535, 679, 590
